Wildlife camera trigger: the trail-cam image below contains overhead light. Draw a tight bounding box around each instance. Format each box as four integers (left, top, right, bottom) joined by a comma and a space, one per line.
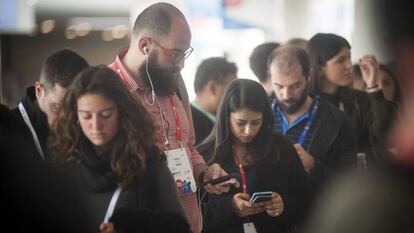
76, 22, 91, 37
40, 20, 55, 34
65, 27, 76, 39
102, 28, 113, 41
112, 25, 128, 39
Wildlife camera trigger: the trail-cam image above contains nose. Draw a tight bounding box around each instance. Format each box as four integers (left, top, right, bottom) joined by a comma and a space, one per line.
244, 124, 252, 136
282, 88, 292, 100
346, 59, 353, 71
92, 116, 103, 131
175, 57, 185, 70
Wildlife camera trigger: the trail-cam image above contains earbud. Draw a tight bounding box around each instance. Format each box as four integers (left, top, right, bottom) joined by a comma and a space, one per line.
144, 47, 148, 55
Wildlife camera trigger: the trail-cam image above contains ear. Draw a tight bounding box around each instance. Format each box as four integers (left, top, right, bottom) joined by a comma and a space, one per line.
34, 81, 43, 99
207, 79, 218, 96
138, 37, 151, 55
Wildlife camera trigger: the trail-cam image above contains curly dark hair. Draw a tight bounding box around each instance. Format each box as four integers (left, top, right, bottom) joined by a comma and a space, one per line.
49, 65, 163, 188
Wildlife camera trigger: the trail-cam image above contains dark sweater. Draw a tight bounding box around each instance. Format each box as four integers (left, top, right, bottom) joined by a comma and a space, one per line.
199, 135, 312, 233
54, 139, 187, 232
320, 89, 397, 165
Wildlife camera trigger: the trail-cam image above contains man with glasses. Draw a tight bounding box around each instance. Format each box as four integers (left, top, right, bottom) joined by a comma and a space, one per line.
11, 49, 89, 161
110, 3, 234, 232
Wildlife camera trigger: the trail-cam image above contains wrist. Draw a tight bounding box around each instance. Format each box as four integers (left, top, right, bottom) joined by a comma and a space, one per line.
365, 84, 381, 93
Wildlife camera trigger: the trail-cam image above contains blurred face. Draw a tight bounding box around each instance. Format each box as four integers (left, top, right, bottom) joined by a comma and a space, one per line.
230, 108, 263, 144
77, 94, 119, 149
211, 74, 237, 113
378, 70, 396, 101
35, 82, 66, 126
322, 47, 353, 88
270, 62, 308, 114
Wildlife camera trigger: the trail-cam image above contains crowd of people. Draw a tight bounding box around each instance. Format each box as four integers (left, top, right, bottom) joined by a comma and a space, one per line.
1, 1, 414, 233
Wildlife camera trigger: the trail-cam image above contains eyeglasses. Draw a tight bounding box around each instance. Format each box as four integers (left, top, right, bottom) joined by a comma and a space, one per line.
40, 84, 61, 113
151, 39, 193, 63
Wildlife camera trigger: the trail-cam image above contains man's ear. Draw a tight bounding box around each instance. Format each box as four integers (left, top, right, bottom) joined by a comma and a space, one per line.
207, 79, 218, 96
34, 81, 43, 99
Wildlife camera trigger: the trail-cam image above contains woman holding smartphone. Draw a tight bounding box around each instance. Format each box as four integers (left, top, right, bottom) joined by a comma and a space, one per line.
198, 79, 311, 233
49, 66, 187, 233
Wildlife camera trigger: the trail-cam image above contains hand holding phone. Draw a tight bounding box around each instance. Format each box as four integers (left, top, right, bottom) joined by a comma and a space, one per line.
249, 191, 273, 203
203, 173, 240, 186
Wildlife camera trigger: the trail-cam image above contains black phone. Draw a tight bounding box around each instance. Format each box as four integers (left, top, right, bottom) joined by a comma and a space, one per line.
250, 191, 273, 203
203, 173, 240, 186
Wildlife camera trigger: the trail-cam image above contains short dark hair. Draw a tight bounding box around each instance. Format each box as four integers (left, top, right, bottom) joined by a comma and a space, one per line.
132, 2, 185, 40
194, 57, 238, 95
307, 33, 351, 95
267, 45, 310, 78
39, 49, 88, 89
249, 42, 280, 83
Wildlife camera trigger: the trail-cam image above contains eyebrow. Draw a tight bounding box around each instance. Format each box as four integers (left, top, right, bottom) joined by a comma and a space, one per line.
273, 81, 301, 87
77, 106, 116, 113
235, 117, 263, 122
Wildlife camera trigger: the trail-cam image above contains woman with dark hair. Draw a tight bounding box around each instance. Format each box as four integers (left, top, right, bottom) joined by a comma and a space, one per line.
49, 66, 188, 233
307, 33, 397, 166
198, 79, 311, 233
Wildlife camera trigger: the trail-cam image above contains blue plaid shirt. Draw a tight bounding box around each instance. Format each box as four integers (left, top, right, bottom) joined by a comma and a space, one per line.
272, 97, 323, 151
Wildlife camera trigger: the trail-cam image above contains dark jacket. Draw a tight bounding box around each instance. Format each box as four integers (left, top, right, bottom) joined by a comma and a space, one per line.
199, 135, 312, 233
11, 86, 49, 162
191, 104, 214, 147
54, 139, 187, 233
307, 98, 356, 188
1, 104, 91, 233
320, 89, 397, 165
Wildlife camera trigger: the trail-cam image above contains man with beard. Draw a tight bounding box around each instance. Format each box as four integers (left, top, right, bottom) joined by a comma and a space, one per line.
268, 45, 356, 189
109, 3, 234, 233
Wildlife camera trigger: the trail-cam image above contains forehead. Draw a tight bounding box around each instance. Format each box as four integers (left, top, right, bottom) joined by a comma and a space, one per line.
270, 62, 305, 85
231, 108, 263, 120
46, 84, 67, 101
77, 93, 116, 110
329, 47, 351, 60
161, 17, 191, 51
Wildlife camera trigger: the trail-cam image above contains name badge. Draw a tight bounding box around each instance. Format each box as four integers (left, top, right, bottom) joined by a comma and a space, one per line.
243, 222, 258, 233
165, 148, 196, 194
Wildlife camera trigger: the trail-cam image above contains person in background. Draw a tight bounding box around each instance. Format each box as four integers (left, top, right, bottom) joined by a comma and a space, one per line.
10, 48, 89, 162
109, 4, 233, 232
49, 66, 188, 233
307, 33, 397, 167
284, 38, 308, 49
198, 79, 311, 233
192, 57, 237, 146
268, 44, 356, 189
249, 42, 280, 101
353, 63, 402, 104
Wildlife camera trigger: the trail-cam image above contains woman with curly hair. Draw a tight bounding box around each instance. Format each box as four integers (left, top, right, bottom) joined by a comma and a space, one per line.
49, 66, 187, 233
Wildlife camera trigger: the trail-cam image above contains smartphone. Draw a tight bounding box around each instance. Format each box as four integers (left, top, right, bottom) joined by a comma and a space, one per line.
250, 191, 273, 203
203, 173, 240, 186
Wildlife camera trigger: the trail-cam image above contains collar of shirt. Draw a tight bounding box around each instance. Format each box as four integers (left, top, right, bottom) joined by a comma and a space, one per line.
272, 100, 310, 134
111, 48, 146, 93
190, 102, 216, 122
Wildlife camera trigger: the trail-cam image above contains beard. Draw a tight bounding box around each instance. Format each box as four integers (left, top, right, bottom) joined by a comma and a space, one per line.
139, 52, 180, 96
277, 86, 308, 115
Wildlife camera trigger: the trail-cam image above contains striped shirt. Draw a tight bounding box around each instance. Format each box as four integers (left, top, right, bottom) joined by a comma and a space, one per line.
272, 97, 323, 151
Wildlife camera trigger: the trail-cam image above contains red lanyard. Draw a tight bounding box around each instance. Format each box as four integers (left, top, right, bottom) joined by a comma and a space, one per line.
111, 62, 130, 89
169, 95, 182, 143
234, 149, 248, 194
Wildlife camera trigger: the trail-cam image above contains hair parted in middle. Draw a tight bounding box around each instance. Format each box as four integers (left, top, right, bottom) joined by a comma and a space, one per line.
49, 65, 163, 188
198, 79, 279, 167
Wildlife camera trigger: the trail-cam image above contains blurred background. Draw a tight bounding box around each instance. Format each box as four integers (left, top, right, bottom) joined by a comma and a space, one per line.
0, 0, 389, 107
